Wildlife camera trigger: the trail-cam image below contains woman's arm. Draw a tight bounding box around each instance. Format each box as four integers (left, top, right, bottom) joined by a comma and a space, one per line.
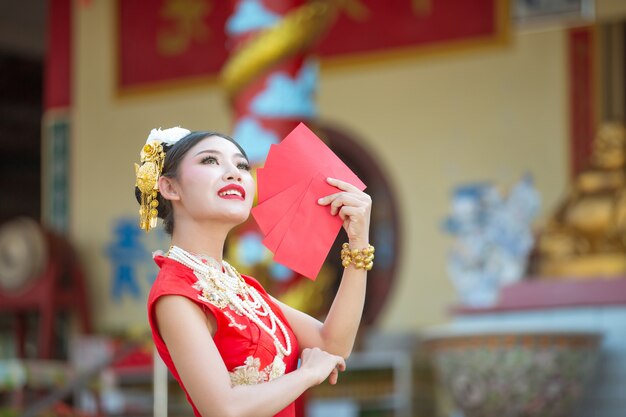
274, 177, 372, 359
272, 266, 367, 359
155, 295, 345, 417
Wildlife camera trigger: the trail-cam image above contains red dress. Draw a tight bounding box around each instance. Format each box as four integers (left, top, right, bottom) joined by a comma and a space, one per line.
147, 255, 299, 417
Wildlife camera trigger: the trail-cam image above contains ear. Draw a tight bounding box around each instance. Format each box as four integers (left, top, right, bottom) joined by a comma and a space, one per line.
158, 176, 181, 201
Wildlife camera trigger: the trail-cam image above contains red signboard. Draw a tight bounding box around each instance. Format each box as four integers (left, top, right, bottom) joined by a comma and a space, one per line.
118, 0, 508, 93
117, 0, 232, 90
318, 0, 501, 57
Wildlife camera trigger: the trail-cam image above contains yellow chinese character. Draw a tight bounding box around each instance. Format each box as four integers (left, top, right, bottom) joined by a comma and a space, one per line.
338, 0, 370, 21
157, 0, 212, 56
412, 0, 432, 16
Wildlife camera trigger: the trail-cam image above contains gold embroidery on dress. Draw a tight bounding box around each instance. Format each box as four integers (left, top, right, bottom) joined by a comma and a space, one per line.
193, 271, 229, 309
229, 354, 286, 386
173, 251, 291, 382
266, 353, 286, 380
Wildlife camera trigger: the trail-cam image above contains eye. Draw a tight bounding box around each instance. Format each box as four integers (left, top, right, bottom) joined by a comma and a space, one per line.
201, 156, 218, 165
237, 161, 251, 171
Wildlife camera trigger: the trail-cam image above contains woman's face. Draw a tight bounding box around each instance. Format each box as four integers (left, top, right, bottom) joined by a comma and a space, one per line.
170, 136, 255, 226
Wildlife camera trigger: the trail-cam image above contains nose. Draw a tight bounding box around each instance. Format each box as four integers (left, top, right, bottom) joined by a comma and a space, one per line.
223, 162, 242, 182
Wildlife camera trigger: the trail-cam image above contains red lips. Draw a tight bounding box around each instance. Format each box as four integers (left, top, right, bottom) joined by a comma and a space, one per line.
217, 183, 246, 200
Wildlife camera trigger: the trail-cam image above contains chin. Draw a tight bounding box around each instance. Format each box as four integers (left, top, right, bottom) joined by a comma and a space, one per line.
220, 209, 251, 226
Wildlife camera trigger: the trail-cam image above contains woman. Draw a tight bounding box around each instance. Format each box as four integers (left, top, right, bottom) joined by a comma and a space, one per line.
135, 127, 373, 417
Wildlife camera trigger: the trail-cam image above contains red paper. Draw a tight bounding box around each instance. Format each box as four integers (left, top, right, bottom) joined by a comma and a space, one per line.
252, 177, 311, 236
273, 172, 344, 278
257, 125, 365, 203
252, 123, 366, 280
278, 126, 364, 189
261, 189, 305, 252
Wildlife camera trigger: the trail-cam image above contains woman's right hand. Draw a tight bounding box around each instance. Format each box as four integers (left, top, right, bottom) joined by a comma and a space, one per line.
299, 347, 346, 386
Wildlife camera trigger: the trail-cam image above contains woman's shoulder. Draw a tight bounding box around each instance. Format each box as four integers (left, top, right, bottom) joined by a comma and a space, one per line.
149, 255, 198, 302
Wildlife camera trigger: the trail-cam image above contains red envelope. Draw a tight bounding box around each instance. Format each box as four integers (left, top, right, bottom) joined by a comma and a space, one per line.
252, 176, 310, 235
257, 124, 365, 203
252, 123, 366, 280
273, 172, 344, 278
279, 124, 365, 188
261, 195, 302, 252
258, 164, 333, 252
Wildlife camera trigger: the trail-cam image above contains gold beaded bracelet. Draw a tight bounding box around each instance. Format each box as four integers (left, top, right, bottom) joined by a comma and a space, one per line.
341, 243, 375, 271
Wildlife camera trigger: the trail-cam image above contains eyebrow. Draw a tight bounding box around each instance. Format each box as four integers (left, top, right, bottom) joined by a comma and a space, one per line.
194, 149, 247, 160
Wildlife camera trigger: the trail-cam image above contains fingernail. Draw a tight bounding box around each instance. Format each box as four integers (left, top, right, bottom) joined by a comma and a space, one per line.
318, 198, 324, 204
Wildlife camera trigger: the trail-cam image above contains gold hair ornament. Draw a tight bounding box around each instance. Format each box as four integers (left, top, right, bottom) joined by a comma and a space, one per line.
135, 141, 166, 232
134, 127, 190, 232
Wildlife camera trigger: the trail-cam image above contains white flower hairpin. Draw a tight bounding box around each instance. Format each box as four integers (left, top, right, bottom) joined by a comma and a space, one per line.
146, 126, 191, 146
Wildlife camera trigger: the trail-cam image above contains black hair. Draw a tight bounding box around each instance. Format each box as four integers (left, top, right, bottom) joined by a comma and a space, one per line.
134, 131, 249, 235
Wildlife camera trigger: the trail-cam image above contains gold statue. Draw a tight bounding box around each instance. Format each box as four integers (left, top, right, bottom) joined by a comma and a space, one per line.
536, 122, 626, 278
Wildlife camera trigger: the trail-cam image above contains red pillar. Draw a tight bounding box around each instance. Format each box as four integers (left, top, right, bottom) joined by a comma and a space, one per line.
569, 26, 596, 177
45, 0, 72, 110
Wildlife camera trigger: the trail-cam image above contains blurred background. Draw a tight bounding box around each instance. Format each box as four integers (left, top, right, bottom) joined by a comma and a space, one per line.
1, 0, 625, 416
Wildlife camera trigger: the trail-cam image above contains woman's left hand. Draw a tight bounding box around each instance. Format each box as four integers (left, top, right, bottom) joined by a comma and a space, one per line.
318, 177, 372, 248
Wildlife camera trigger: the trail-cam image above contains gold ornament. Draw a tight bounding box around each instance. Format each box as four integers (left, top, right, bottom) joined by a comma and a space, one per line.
534, 122, 626, 278
220, 1, 337, 97
340, 243, 374, 271
135, 141, 165, 232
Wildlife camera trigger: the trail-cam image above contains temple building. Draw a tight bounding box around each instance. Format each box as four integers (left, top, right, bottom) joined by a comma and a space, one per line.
1, 1, 625, 416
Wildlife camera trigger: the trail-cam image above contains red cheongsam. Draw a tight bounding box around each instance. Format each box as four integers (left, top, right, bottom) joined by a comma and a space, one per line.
147, 255, 299, 417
